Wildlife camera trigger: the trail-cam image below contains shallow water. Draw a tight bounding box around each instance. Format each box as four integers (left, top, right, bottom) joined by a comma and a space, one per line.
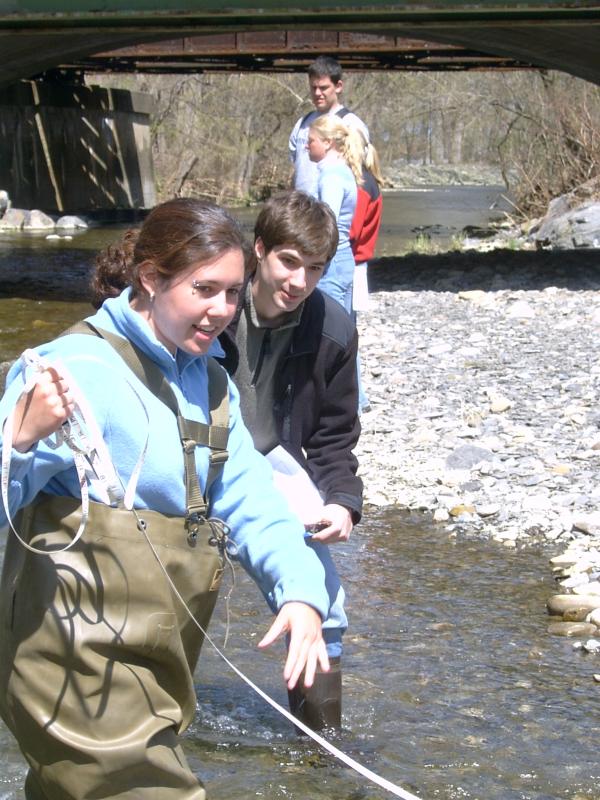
374, 185, 512, 256
0, 509, 598, 800
179, 509, 599, 800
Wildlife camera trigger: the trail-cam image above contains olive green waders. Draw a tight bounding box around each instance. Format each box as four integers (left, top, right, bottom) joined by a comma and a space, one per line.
0, 325, 231, 798
0, 496, 224, 799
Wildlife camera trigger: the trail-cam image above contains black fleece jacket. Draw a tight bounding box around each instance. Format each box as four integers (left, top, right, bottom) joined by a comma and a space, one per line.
217, 286, 363, 523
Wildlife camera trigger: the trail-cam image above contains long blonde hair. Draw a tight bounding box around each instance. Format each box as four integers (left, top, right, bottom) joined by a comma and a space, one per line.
363, 140, 385, 187
309, 115, 365, 184
347, 128, 385, 187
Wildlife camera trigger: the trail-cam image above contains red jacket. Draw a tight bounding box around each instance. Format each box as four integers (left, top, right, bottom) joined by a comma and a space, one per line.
350, 167, 382, 264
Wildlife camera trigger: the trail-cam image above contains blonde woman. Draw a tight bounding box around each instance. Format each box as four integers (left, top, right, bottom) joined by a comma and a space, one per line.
306, 115, 363, 314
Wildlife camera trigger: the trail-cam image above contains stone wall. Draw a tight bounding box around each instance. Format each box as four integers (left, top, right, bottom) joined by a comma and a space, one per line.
0, 81, 156, 213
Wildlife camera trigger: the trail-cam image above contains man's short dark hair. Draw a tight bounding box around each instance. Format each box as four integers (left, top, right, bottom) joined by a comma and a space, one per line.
255, 190, 338, 264
307, 55, 343, 84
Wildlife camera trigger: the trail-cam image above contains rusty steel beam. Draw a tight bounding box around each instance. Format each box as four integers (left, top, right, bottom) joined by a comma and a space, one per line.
50, 30, 533, 75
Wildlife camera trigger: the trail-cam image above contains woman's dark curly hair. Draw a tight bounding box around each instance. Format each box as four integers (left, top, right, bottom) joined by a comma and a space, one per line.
91, 198, 249, 308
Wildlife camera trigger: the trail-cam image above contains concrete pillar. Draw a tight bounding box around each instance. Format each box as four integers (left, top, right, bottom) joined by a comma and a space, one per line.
0, 80, 156, 213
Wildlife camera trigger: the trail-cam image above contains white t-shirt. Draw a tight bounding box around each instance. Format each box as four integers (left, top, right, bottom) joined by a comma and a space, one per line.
288, 106, 370, 196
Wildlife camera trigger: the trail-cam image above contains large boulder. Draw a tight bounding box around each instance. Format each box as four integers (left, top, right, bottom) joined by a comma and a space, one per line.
533, 200, 600, 249
56, 215, 88, 230
0, 190, 9, 217
23, 209, 55, 231
0, 207, 26, 230
531, 176, 600, 249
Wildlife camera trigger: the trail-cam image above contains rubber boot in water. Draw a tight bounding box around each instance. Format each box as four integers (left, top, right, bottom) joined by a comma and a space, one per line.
287, 656, 341, 731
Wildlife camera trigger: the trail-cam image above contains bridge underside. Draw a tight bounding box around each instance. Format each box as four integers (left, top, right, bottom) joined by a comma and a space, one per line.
1, 4, 600, 88
50, 31, 536, 77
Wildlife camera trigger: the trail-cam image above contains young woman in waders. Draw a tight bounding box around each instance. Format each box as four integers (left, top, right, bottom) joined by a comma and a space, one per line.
0, 198, 330, 799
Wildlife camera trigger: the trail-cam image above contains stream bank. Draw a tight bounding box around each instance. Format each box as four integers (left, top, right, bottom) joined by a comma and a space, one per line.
357, 247, 600, 662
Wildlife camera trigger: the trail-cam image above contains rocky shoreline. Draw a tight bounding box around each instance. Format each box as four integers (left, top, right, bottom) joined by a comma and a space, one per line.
356, 247, 600, 666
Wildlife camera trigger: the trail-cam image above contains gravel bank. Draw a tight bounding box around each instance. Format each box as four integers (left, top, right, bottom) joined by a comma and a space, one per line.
356, 247, 600, 656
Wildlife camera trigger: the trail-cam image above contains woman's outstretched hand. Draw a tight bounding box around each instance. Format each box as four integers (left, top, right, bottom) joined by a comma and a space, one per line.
258, 601, 329, 690
12, 366, 74, 453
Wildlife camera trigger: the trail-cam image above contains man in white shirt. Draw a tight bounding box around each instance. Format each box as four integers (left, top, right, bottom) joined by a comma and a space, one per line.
289, 55, 370, 196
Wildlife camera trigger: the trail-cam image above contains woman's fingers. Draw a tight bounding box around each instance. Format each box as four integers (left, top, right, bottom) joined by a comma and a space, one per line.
257, 602, 328, 690
12, 367, 73, 451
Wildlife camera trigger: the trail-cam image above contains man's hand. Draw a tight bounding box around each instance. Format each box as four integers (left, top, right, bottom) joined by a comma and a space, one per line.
12, 367, 74, 453
308, 503, 353, 544
258, 601, 329, 689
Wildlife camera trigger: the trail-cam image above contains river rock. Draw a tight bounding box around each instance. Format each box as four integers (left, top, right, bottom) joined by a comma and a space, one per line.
587, 608, 600, 626
23, 210, 55, 231
506, 300, 535, 319
457, 289, 489, 304
563, 607, 591, 622
445, 444, 494, 470
572, 513, 600, 536
533, 200, 600, 249
547, 621, 598, 637
581, 638, 600, 653
475, 503, 499, 517
573, 581, 600, 595
550, 552, 579, 568
0, 207, 26, 230
546, 594, 600, 616
56, 215, 88, 230
0, 189, 9, 216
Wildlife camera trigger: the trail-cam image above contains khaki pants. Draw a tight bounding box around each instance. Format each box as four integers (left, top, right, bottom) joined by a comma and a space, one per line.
0, 495, 224, 799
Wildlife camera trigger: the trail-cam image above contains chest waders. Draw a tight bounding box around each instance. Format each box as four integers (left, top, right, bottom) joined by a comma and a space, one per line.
0, 324, 230, 800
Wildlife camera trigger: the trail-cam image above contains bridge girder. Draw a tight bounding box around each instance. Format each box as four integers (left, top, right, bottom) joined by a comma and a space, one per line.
1, 3, 600, 88
50, 31, 535, 78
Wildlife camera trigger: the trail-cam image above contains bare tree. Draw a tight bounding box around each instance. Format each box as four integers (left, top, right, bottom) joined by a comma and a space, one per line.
90, 69, 600, 216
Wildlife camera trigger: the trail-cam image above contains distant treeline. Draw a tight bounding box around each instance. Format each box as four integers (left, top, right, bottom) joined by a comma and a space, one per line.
91, 70, 600, 218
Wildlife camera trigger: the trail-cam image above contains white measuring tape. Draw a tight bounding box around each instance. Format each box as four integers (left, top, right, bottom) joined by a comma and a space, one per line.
1, 348, 424, 800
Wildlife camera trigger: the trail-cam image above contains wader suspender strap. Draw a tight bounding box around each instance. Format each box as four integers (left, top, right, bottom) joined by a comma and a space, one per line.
64, 321, 229, 527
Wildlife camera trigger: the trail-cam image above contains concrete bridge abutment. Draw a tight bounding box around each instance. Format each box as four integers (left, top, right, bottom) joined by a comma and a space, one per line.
0, 81, 156, 214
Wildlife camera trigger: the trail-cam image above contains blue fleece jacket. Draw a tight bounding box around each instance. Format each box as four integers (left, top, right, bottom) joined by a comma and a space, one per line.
315, 156, 357, 253
0, 288, 329, 619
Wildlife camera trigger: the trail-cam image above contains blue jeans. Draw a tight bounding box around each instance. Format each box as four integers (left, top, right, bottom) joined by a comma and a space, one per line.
306, 539, 346, 658
318, 246, 355, 315
261, 539, 347, 659
356, 346, 370, 413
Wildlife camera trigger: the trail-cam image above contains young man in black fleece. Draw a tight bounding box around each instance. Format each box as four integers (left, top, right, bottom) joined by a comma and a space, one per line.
218, 190, 362, 730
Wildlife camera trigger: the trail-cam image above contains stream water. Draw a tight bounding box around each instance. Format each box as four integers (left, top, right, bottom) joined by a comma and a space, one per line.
1, 509, 596, 800
0, 188, 597, 799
